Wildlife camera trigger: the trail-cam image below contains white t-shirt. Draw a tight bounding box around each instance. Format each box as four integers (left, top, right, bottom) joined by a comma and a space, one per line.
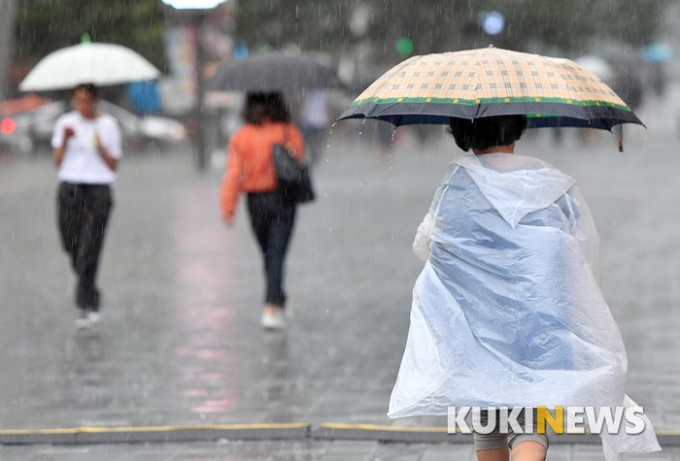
51, 111, 123, 184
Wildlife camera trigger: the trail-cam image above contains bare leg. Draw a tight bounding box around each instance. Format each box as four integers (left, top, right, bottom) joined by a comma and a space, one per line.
476, 448, 509, 461
264, 303, 277, 316
511, 441, 546, 461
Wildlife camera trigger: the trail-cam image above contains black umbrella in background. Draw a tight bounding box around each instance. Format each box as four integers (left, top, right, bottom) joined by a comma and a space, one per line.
208, 52, 344, 94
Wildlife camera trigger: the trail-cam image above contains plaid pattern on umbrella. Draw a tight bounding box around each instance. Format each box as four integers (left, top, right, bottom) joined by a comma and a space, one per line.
339, 47, 642, 129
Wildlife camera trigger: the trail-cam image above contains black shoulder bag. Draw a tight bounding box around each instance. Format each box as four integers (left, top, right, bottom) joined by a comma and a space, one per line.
272, 126, 315, 205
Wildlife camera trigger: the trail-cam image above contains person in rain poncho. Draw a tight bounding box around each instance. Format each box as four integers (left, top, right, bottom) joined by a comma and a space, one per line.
389, 115, 660, 461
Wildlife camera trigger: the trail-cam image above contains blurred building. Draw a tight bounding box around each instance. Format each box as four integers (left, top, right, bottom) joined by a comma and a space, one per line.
161, 1, 236, 117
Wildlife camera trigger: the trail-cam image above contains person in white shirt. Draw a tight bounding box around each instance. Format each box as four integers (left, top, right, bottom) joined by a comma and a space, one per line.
51, 84, 122, 328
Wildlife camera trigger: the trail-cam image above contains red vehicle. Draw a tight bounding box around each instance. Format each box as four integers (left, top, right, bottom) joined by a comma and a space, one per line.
0, 95, 51, 155
1, 97, 187, 156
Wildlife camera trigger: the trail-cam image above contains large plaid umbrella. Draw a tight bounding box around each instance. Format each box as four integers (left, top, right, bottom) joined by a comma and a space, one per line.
338, 47, 642, 130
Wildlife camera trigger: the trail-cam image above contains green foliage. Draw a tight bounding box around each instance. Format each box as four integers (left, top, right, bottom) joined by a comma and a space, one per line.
235, 0, 669, 62
236, 0, 351, 52
14, 0, 166, 69
487, 0, 669, 52
15, 0, 665, 70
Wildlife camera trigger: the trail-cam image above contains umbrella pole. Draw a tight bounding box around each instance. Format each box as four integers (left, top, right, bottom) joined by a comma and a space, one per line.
193, 12, 208, 172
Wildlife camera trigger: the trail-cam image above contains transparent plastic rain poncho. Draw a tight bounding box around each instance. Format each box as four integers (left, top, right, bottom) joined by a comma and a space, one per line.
389, 154, 660, 460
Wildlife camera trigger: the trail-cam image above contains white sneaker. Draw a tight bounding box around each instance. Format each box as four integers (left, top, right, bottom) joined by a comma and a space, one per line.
87, 311, 101, 325
260, 307, 287, 330
75, 309, 90, 329
75, 310, 100, 329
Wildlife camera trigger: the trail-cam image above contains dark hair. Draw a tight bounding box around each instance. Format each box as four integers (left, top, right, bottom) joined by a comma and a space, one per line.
448, 115, 527, 152
243, 92, 291, 125
73, 83, 99, 99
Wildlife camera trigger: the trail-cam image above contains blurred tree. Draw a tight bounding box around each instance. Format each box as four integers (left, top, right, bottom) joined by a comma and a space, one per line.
477, 0, 670, 53
235, 0, 670, 61
236, 0, 351, 52
0, 0, 18, 101
14, 0, 166, 70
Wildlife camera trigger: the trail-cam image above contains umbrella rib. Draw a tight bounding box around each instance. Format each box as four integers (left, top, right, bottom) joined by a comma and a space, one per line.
416, 56, 435, 100
496, 57, 513, 99
387, 56, 419, 100
403, 57, 425, 99
470, 56, 486, 117
453, 56, 482, 112
431, 58, 450, 101
545, 57, 576, 101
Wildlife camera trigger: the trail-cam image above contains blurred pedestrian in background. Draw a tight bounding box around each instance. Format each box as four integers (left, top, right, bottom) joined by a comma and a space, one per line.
375, 120, 396, 155
298, 89, 331, 167
51, 84, 122, 329
220, 92, 305, 330
612, 70, 644, 112
648, 62, 667, 97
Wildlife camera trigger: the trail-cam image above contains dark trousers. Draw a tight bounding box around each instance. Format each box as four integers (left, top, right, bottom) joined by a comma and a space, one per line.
57, 182, 113, 311
246, 191, 296, 307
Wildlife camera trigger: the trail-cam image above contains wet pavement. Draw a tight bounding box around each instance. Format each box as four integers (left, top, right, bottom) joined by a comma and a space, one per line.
0, 440, 678, 461
1, 93, 680, 459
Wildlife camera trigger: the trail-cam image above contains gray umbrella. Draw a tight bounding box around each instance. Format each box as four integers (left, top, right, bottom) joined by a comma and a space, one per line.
209, 52, 343, 93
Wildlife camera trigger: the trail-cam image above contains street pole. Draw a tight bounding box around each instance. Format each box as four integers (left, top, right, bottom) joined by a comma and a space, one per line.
162, 0, 226, 173
195, 12, 207, 172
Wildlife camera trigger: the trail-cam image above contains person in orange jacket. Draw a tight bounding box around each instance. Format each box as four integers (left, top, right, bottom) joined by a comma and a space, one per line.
220, 92, 305, 330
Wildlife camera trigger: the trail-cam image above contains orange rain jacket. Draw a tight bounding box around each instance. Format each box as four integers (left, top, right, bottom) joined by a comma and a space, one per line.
220, 121, 305, 220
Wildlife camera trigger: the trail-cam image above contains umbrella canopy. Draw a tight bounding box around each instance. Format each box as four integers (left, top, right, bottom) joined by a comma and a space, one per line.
338, 47, 642, 130
20, 43, 161, 92
209, 52, 342, 93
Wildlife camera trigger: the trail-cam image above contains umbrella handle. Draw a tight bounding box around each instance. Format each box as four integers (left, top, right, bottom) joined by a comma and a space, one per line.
618, 125, 624, 153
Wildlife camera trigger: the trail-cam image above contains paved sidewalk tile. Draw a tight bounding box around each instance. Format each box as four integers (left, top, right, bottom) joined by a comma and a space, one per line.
1, 441, 679, 461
